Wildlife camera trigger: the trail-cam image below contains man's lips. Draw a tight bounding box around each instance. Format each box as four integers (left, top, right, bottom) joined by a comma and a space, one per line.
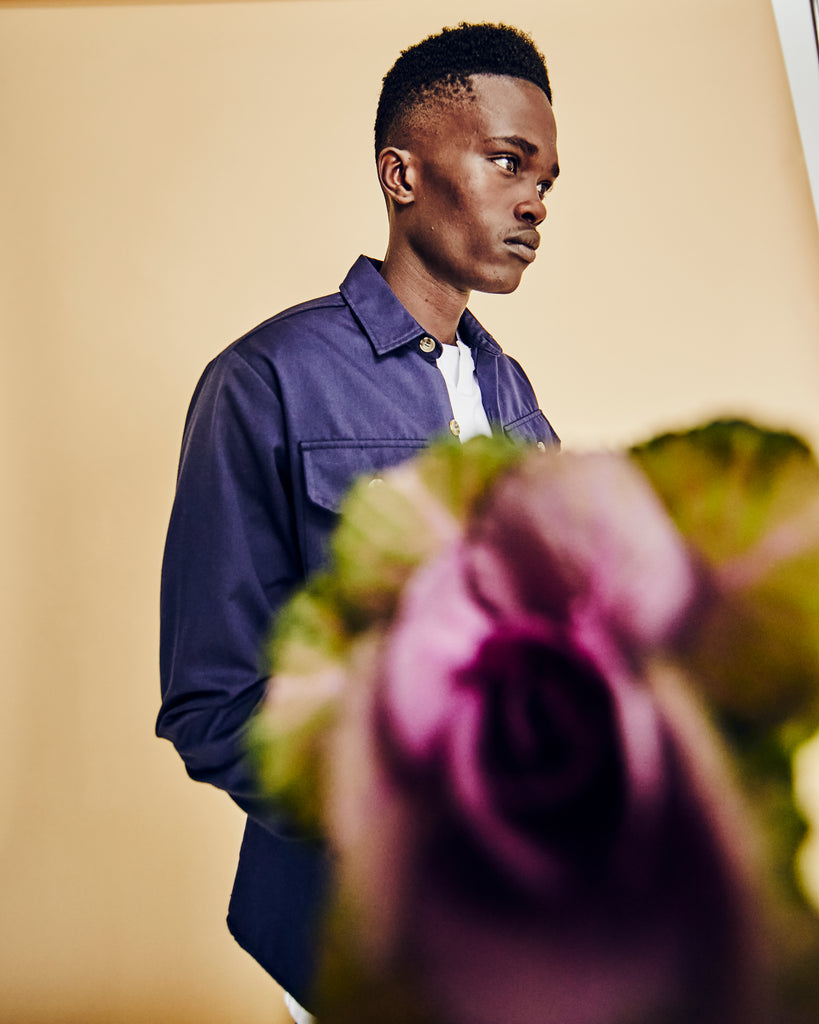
504, 231, 540, 263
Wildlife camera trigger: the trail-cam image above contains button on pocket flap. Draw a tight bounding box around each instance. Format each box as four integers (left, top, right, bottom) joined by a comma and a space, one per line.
301, 441, 426, 513
504, 410, 560, 447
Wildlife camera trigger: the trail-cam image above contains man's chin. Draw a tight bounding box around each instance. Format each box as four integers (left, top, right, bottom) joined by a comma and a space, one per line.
478, 273, 525, 296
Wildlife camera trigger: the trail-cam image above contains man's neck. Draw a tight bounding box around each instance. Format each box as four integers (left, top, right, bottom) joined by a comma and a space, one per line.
379, 249, 468, 346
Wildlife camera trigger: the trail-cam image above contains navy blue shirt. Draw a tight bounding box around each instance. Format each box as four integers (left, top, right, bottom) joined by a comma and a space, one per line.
157, 255, 558, 1006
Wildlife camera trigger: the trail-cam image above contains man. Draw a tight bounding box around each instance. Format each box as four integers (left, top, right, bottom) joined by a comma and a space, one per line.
157, 21, 560, 1023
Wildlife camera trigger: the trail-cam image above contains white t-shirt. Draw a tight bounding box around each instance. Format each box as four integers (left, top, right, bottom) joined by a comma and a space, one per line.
283, 991, 315, 1024
436, 336, 492, 442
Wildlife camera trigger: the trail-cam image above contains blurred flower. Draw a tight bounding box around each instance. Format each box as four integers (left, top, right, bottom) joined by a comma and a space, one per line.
251, 424, 819, 1024
377, 452, 702, 891
324, 452, 762, 1024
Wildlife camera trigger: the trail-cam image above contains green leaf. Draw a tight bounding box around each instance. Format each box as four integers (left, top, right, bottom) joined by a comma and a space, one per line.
631, 419, 819, 726
414, 433, 528, 520
313, 892, 445, 1024
245, 699, 336, 837
265, 577, 349, 674
329, 466, 451, 635
631, 419, 817, 561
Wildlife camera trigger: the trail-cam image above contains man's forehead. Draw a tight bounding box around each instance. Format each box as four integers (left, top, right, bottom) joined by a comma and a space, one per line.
432, 77, 555, 141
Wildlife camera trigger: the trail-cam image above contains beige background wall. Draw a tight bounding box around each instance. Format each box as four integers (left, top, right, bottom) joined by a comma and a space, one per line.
1, 1, 818, 1021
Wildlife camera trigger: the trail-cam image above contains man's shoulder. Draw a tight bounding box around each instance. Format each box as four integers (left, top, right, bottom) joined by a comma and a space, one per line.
210, 287, 357, 378
235, 290, 349, 350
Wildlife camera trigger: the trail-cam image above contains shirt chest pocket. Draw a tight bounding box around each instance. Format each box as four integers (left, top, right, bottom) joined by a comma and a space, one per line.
299, 440, 427, 572
503, 409, 560, 448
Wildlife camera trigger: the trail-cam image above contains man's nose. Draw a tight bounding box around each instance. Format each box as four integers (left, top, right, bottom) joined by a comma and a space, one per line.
517, 194, 547, 227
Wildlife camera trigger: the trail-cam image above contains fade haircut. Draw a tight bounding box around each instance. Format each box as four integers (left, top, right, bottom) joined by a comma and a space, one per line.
374, 22, 552, 158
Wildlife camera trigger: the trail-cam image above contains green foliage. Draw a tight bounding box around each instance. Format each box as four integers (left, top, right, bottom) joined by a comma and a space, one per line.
631, 419, 816, 562
720, 712, 811, 901
313, 893, 445, 1024
245, 702, 336, 837
631, 418, 819, 727
265, 579, 349, 674
413, 433, 529, 520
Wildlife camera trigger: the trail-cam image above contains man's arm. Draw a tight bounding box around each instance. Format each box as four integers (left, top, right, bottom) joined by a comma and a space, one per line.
157, 347, 303, 834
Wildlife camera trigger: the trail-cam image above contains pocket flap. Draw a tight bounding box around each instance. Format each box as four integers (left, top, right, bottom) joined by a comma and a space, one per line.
301, 440, 426, 513
504, 409, 560, 447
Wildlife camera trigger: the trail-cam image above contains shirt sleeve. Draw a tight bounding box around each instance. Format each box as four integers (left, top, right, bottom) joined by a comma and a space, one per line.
157, 348, 304, 835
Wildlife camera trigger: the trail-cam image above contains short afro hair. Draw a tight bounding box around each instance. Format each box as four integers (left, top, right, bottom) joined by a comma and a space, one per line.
374, 22, 552, 157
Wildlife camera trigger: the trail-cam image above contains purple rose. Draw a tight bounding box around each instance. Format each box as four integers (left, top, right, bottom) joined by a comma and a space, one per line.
324, 453, 765, 1024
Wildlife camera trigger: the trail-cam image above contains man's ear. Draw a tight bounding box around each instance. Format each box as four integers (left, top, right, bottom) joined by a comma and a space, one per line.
377, 147, 416, 206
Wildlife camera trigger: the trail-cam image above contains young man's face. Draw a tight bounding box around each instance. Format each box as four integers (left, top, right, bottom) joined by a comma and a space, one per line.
404, 74, 559, 296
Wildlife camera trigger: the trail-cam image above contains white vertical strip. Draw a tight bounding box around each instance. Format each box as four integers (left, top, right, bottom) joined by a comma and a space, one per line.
771, 0, 819, 230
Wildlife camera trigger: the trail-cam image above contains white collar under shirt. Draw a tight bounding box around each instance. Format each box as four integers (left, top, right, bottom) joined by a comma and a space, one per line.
436, 335, 493, 443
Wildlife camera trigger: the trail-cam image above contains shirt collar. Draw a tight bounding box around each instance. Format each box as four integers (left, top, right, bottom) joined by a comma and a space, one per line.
339, 255, 503, 358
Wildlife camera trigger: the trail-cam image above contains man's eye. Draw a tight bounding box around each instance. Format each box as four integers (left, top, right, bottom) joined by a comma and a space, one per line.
493, 155, 518, 173
537, 181, 553, 199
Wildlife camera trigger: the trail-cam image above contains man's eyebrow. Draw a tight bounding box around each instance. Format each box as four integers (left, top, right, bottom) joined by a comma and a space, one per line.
488, 134, 539, 156
487, 135, 560, 178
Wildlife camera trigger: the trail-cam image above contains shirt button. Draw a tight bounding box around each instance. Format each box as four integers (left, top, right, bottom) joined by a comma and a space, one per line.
449, 419, 461, 437
419, 336, 436, 354
536, 441, 547, 451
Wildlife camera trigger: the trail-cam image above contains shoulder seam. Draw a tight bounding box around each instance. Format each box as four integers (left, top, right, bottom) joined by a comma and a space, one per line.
242, 293, 346, 339
224, 346, 280, 396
